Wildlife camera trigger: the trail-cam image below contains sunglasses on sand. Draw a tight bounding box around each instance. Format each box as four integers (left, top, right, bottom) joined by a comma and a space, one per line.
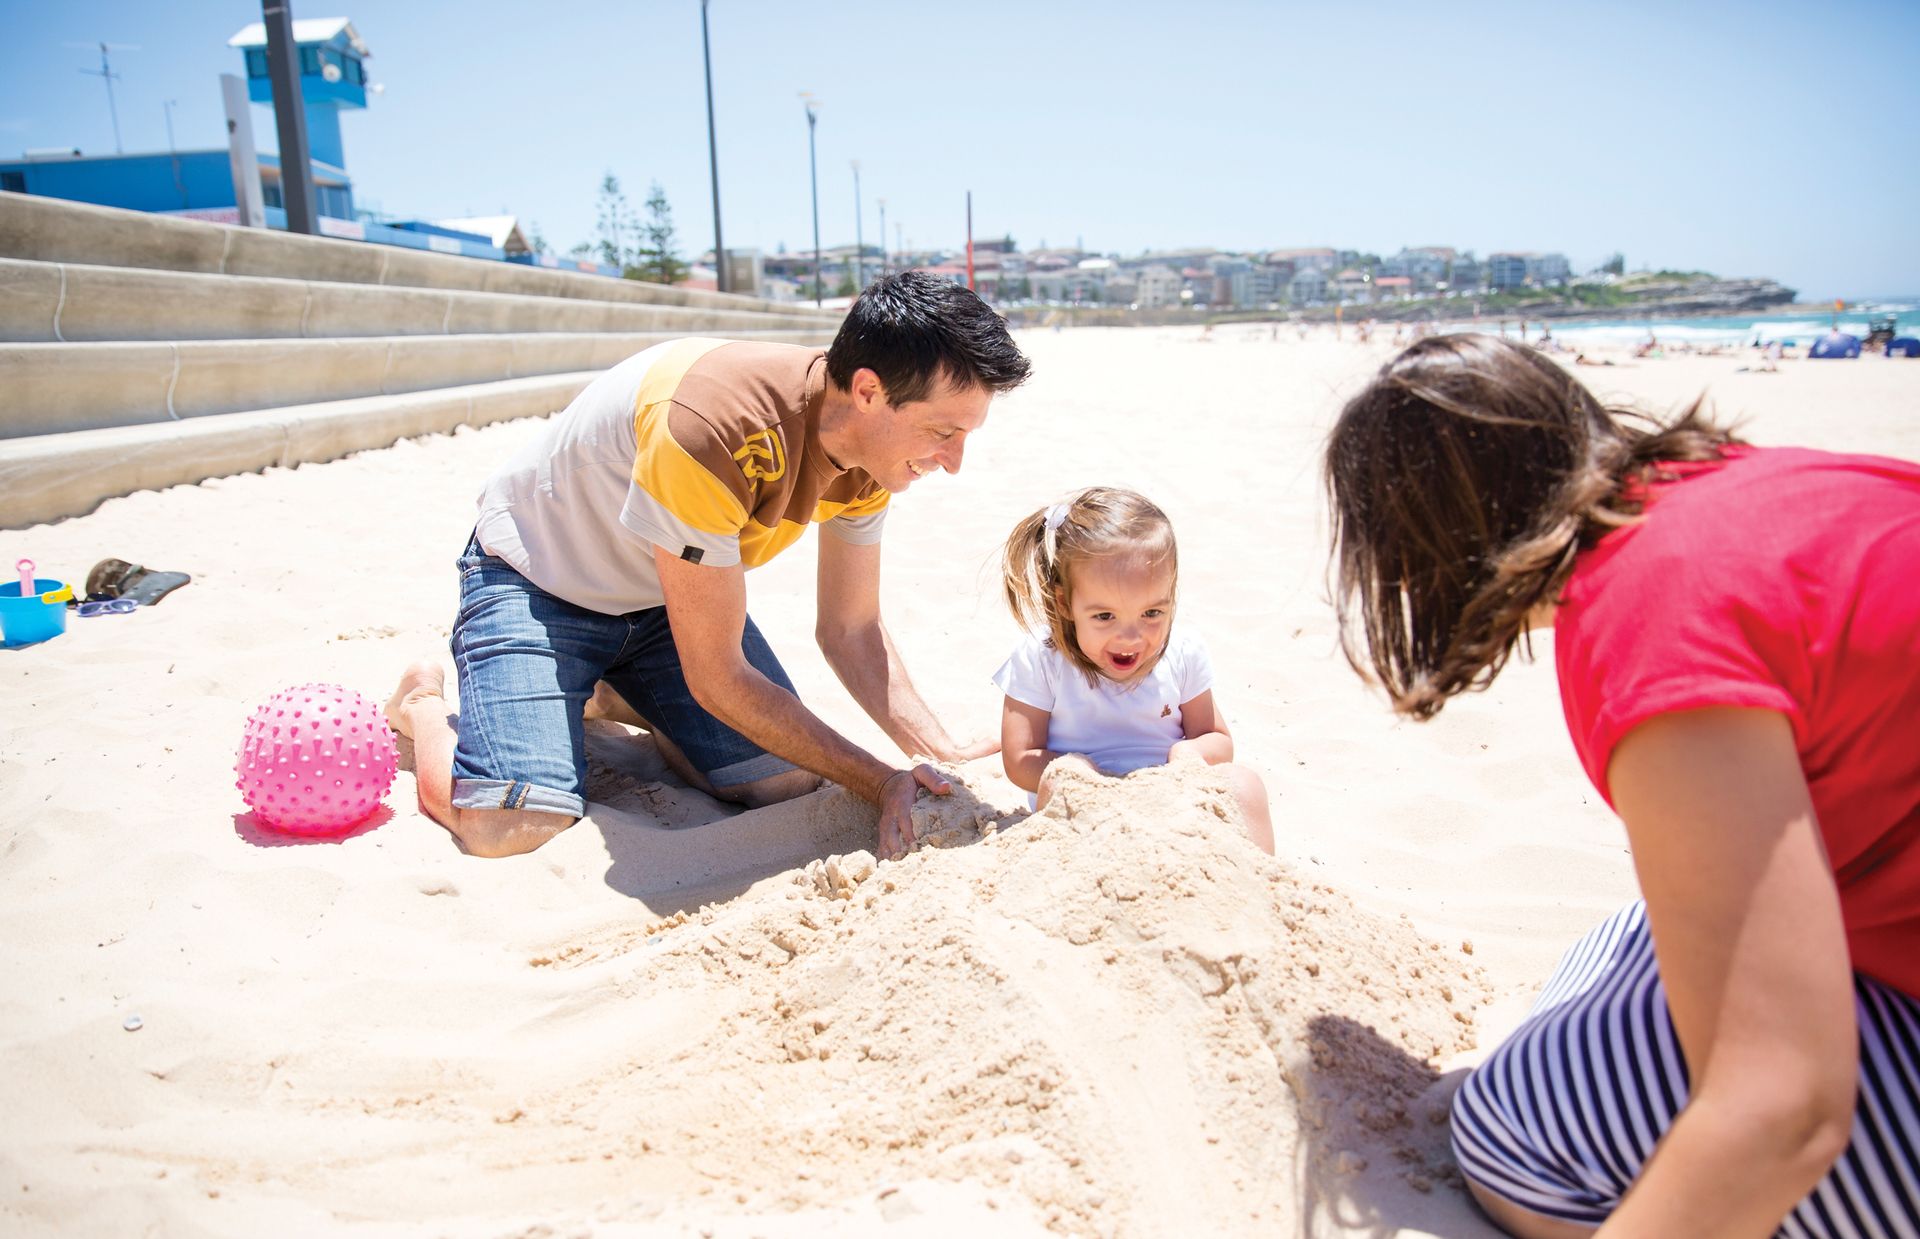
74, 597, 138, 617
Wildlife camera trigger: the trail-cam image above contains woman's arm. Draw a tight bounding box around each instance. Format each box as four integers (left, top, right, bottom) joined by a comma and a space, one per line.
1170, 689, 1234, 765
1597, 707, 1857, 1238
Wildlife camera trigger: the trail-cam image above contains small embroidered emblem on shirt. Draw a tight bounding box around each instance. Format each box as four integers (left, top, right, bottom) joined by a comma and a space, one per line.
680, 546, 704, 564
733, 430, 787, 482
1161, 705, 1173, 717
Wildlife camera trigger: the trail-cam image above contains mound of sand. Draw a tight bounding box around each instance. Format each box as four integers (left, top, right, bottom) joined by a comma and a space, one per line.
472, 759, 1492, 1236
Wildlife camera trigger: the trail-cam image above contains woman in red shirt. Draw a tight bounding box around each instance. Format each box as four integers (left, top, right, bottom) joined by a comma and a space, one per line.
1325, 332, 1920, 1237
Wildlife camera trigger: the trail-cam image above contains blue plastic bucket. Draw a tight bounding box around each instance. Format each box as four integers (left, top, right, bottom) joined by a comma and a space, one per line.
0, 578, 70, 646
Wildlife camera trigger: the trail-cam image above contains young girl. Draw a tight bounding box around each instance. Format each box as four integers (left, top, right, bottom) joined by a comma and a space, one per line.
992, 486, 1274, 853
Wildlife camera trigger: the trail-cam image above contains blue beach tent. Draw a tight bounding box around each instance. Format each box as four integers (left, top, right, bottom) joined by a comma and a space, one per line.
1887, 337, 1920, 359
1810, 332, 1862, 359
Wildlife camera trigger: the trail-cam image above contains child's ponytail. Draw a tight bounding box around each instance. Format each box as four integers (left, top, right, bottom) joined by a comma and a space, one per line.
1001, 505, 1060, 639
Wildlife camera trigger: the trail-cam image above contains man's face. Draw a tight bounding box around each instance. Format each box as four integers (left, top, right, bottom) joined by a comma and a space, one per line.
852, 370, 992, 493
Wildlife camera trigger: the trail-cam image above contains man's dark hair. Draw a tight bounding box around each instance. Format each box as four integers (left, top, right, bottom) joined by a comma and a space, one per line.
825, 271, 1032, 405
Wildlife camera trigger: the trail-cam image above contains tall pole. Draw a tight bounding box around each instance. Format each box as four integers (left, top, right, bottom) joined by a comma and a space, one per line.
802, 93, 820, 306
164, 98, 187, 208
877, 198, 886, 277
851, 160, 863, 291
261, 0, 319, 235
700, 0, 727, 293
965, 191, 974, 292
78, 44, 127, 154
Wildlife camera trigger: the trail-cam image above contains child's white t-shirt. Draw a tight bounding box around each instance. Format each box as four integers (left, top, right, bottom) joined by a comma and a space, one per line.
992, 628, 1214, 774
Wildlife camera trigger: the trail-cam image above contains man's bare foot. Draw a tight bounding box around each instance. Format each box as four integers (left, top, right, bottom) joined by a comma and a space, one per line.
385, 661, 446, 740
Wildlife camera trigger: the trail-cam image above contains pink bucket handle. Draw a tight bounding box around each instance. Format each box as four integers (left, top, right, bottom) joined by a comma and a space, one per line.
15, 558, 32, 596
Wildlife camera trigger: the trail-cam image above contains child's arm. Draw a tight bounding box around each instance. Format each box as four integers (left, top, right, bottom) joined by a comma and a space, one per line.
1169, 690, 1235, 765
1001, 696, 1063, 793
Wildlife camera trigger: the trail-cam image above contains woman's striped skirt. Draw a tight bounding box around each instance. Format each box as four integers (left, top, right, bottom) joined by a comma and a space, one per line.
1452, 902, 1920, 1237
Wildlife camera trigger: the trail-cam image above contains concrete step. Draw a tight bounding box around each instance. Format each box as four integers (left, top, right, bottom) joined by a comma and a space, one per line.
0, 372, 602, 529
0, 329, 834, 438
0, 193, 841, 323
0, 257, 844, 343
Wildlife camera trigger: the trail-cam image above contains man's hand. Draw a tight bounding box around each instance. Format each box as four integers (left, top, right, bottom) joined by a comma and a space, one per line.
877, 764, 953, 861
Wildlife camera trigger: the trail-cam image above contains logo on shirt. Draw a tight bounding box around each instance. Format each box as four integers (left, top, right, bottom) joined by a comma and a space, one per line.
733, 431, 787, 483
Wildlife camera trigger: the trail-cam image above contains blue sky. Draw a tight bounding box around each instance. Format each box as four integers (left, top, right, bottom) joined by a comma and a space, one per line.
5, 1, 1914, 300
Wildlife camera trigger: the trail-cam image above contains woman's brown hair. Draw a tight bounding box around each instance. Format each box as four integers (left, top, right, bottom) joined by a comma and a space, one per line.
1002, 486, 1178, 686
1325, 332, 1739, 719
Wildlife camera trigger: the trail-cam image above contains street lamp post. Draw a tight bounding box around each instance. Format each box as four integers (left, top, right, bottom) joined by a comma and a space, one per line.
261, 0, 319, 235
801, 92, 820, 306
877, 198, 886, 277
699, 0, 727, 293
850, 160, 863, 292
163, 98, 187, 208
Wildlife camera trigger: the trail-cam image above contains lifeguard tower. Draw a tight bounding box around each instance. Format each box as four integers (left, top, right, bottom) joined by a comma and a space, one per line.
225, 16, 372, 220
0, 17, 371, 226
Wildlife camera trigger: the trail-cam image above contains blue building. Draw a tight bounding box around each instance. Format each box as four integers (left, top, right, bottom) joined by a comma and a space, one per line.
0, 18, 367, 224
0, 18, 607, 273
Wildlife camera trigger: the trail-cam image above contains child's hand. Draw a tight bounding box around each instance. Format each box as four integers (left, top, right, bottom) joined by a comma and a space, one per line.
1168, 739, 1210, 766
1043, 752, 1104, 781
1034, 752, 1105, 814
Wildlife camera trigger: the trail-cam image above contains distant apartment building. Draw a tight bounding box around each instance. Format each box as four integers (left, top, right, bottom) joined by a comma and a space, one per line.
1333, 268, 1373, 302
1488, 251, 1571, 290
1288, 265, 1330, 304
1381, 247, 1453, 293
1134, 264, 1182, 309
1488, 253, 1529, 290
1248, 265, 1285, 305
1448, 252, 1483, 292
1208, 256, 1252, 308
1267, 247, 1340, 274
1530, 252, 1571, 284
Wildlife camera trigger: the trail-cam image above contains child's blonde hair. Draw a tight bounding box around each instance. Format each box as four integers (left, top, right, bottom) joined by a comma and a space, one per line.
1001, 486, 1179, 685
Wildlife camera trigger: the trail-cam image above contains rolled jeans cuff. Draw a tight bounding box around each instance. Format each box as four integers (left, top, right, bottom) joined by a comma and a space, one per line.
450, 777, 585, 819
705, 751, 799, 790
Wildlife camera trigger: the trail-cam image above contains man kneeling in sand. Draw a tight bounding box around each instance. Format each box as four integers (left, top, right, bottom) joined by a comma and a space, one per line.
387, 273, 1032, 860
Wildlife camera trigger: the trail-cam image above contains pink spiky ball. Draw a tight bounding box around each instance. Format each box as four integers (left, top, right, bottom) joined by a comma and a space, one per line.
235, 683, 398, 832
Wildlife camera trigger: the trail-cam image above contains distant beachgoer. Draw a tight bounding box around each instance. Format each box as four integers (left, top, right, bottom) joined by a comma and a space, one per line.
1574, 351, 1615, 367
1764, 338, 1784, 371
1325, 332, 1920, 1236
385, 273, 1031, 860
993, 487, 1274, 852
1634, 330, 1662, 359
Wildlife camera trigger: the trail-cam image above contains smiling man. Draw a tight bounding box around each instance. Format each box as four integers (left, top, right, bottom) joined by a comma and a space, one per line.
387, 273, 1031, 860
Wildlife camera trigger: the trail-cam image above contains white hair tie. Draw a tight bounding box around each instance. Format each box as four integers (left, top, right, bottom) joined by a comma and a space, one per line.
1044, 502, 1070, 532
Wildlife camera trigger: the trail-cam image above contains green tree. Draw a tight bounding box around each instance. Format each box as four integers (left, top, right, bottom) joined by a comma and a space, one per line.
835, 270, 858, 297
526, 220, 551, 259
594, 172, 638, 271
633, 182, 688, 285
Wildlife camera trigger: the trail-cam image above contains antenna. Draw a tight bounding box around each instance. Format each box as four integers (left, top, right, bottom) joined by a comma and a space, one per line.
67, 41, 139, 154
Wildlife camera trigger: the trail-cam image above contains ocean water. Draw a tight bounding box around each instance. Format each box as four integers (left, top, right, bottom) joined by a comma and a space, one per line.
1478, 300, 1920, 349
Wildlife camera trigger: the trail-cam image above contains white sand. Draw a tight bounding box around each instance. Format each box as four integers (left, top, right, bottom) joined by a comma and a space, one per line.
3, 328, 1914, 1236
